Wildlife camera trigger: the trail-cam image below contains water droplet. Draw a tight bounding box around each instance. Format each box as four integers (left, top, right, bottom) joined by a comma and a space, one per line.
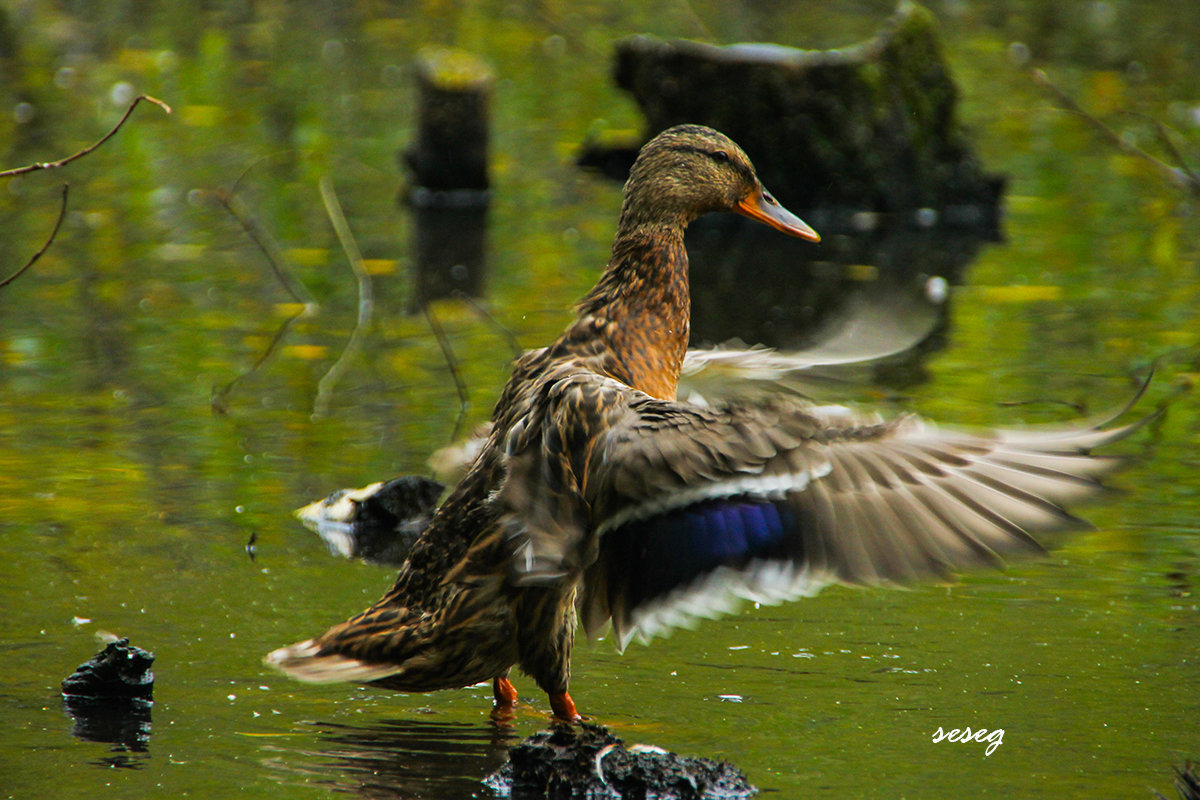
925, 275, 949, 304
54, 67, 77, 89
110, 81, 136, 107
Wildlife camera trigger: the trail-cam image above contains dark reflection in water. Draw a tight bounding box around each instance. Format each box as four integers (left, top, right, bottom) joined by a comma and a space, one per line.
266, 718, 517, 799
410, 194, 490, 311
61, 695, 153, 769
686, 216, 993, 360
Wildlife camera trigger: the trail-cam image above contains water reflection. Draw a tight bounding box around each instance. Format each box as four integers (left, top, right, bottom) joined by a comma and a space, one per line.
296, 476, 445, 567
265, 718, 516, 799
62, 695, 153, 769
687, 216, 994, 389
409, 194, 490, 311
688, 217, 983, 348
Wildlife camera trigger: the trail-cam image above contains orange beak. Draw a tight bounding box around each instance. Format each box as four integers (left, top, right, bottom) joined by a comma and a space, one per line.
736, 187, 820, 242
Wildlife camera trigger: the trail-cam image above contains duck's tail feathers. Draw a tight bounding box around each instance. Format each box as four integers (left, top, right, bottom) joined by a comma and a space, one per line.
264, 639, 404, 684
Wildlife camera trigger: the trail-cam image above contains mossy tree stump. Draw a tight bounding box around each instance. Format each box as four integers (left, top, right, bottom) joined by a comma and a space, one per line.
613, 1, 1002, 220
404, 47, 492, 194
402, 48, 492, 308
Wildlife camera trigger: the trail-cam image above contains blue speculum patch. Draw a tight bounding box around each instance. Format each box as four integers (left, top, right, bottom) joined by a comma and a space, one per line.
609, 495, 805, 610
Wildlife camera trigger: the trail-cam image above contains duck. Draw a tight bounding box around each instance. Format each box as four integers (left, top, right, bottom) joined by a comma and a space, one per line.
266, 124, 1145, 721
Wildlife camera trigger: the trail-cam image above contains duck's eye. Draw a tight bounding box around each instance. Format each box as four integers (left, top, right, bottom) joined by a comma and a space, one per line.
710, 150, 730, 163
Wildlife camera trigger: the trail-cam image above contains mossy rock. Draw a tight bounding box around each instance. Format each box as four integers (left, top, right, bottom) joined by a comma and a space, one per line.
484, 722, 756, 799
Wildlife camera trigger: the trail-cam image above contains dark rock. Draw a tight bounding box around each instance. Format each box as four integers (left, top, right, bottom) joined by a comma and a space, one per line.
484, 722, 756, 799
610, 1, 1003, 223
295, 475, 445, 566
61, 637, 154, 700
61, 638, 154, 753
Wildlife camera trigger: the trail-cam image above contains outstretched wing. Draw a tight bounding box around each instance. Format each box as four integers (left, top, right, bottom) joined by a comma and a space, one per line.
500, 372, 1149, 651
430, 334, 932, 484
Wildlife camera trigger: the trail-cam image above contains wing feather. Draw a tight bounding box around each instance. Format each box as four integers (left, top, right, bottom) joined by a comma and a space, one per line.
498, 372, 1149, 648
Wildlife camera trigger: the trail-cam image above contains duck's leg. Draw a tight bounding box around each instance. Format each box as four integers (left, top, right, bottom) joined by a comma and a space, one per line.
516, 585, 583, 722
492, 674, 518, 708
549, 690, 580, 722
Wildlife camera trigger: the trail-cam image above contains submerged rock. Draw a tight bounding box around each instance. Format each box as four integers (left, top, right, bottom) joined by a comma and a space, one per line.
296, 475, 445, 566
484, 722, 756, 799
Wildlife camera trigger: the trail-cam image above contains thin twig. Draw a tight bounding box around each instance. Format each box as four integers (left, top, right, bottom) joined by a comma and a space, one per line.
453, 290, 524, 358
210, 187, 316, 412
213, 188, 318, 308
422, 302, 471, 442
1, 184, 68, 288
312, 176, 374, 418
0, 95, 171, 179
1030, 69, 1200, 195
211, 307, 306, 415
995, 397, 1087, 414
1139, 114, 1200, 185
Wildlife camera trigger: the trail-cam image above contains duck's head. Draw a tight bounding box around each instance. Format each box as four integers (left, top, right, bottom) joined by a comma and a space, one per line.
617, 124, 819, 241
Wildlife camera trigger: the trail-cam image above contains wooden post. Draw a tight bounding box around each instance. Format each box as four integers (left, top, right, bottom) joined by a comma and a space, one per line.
403, 48, 492, 309
404, 47, 492, 194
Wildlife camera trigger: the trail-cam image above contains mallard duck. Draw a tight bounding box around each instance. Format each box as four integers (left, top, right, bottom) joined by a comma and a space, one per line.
266, 124, 1144, 721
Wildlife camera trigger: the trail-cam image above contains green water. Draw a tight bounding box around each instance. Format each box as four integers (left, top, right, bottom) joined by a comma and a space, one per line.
2, 1, 1199, 797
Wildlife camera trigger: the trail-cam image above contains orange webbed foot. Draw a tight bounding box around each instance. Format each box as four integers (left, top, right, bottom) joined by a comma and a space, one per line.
490, 676, 519, 724
549, 690, 582, 722
493, 676, 518, 707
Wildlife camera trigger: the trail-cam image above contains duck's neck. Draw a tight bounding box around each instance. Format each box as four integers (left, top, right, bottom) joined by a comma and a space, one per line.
565, 223, 690, 400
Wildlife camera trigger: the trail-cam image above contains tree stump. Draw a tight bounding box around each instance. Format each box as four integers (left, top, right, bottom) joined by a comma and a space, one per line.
611, 1, 1003, 220
404, 47, 492, 195
402, 48, 492, 308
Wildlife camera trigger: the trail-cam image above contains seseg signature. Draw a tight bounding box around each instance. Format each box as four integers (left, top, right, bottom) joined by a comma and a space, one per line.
931, 726, 1005, 757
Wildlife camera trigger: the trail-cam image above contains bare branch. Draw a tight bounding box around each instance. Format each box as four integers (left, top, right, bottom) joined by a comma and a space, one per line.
422, 302, 471, 442
1030, 69, 1200, 196
209, 186, 315, 413
0, 184, 68, 289
212, 188, 318, 308
312, 176, 375, 418
0, 95, 171, 179
211, 307, 305, 415
453, 290, 524, 358
1140, 114, 1200, 185
995, 396, 1087, 415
